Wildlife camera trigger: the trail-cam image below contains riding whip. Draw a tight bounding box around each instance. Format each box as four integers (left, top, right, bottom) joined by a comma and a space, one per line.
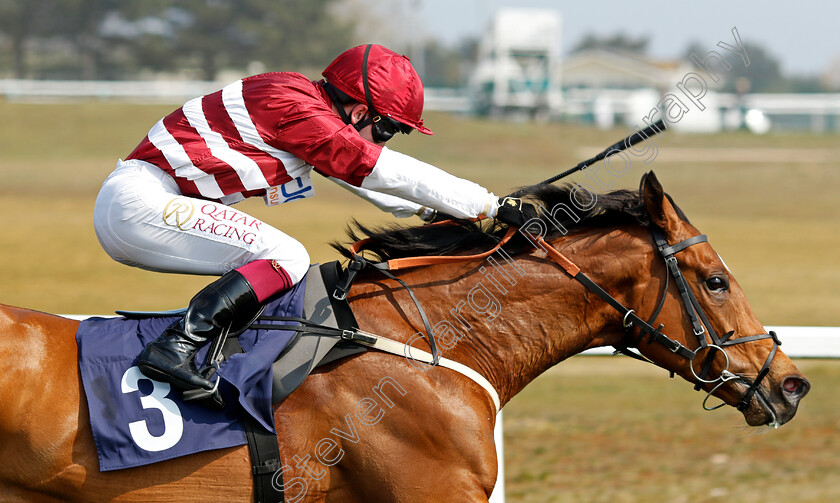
537, 119, 667, 186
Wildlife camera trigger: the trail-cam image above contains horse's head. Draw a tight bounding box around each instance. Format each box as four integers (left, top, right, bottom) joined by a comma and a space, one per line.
627, 172, 809, 427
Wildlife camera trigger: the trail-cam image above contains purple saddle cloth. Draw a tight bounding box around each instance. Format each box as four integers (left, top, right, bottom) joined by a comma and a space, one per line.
76, 275, 306, 471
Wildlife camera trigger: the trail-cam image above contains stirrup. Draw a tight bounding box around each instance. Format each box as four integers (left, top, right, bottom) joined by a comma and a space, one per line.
182, 364, 225, 409
197, 304, 267, 374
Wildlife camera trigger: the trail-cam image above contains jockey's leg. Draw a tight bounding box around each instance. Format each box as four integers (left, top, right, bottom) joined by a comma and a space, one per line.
136, 260, 293, 405
93, 160, 309, 407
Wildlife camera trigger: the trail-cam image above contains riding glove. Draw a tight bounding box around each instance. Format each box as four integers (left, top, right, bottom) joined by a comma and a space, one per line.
495, 197, 539, 227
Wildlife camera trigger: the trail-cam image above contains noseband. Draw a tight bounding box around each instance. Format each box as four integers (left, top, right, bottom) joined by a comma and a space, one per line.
535, 228, 781, 416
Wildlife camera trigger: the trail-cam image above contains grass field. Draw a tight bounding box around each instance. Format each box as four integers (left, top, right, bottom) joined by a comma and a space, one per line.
1, 102, 839, 501
504, 357, 839, 503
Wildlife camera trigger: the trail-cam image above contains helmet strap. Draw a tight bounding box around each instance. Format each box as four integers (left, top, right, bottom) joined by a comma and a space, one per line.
322, 81, 360, 130
354, 114, 375, 131
361, 44, 380, 120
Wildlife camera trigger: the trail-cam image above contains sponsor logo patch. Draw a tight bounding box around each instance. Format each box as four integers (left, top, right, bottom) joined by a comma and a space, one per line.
264, 172, 314, 206
162, 197, 196, 230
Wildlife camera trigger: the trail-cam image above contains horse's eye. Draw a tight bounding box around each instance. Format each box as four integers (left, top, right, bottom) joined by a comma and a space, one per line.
706, 276, 729, 292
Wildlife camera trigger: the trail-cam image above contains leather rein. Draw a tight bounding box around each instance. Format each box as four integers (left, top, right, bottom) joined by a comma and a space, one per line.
336, 222, 781, 417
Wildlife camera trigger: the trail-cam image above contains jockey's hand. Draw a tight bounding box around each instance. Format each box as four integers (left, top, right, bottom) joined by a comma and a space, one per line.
495, 197, 539, 227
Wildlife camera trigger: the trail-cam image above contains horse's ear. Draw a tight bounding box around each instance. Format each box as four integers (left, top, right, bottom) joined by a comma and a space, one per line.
641, 171, 680, 235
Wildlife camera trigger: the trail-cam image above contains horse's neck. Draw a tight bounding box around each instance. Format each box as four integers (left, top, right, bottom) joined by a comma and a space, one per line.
441, 227, 651, 406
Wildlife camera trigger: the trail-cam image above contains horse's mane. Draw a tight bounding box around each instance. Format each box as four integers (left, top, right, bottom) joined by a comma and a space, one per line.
332, 182, 689, 262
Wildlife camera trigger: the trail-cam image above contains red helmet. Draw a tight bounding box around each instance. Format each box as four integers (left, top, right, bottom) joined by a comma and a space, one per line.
323, 44, 432, 135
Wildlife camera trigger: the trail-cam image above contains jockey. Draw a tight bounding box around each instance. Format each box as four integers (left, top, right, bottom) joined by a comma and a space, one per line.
93, 44, 535, 407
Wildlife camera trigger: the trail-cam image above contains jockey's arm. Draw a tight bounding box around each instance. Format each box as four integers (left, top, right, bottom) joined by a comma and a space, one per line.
360, 147, 500, 220
327, 176, 434, 219
263, 89, 498, 220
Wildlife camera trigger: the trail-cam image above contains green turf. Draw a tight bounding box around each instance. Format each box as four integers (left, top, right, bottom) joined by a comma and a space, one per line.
504, 357, 838, 503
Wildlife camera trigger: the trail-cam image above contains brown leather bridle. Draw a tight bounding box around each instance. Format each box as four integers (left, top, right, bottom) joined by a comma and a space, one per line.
336, 222, 781, 418
533, 227, 781, 416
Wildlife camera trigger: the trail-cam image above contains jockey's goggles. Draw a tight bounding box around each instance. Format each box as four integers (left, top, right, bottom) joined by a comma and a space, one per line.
361, 114, 413, 143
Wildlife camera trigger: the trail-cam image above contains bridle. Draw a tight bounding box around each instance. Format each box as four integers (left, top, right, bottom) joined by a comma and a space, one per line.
534, 227, 782, 416
337, 219, 782, 419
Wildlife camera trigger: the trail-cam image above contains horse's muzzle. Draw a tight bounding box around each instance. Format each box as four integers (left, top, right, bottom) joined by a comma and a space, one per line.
742, 373, 810, 427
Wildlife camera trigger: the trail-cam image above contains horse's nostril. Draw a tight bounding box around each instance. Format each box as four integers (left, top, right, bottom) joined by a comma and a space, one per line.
783, 376, 810, 397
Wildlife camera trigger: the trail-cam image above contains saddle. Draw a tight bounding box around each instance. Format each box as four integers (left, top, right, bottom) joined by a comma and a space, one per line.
269, 261, 367, 400
118, 262, 367, 405
114, 261, 367, 503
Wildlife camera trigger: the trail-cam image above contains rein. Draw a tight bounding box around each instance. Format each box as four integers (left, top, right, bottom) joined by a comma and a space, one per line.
324, 121, 780, 418
329, 117, 671, 368
337, 222, 781, 417
249, 316, 502, 412
333, 226, 519, 366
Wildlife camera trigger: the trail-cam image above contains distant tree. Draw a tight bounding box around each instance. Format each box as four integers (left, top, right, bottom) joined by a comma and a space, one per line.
457, 37, 479, 62
422, 40, 462, 87
137, 0, 355, 80
48, 0, 125, 79
109, 0, 177, 74
0, 0, 173, 79
729, 43, 784, 93
164, 0, 240, 80
418, 37, 481, 88
1, 0, 360, 80
571, 33, 649, 55
822, 56, 840, 91
778, 76, 828, 93
234, 0, 355, 73
0, 0, 51, 77
683, 41, 784, 93
455, 37, 480, 82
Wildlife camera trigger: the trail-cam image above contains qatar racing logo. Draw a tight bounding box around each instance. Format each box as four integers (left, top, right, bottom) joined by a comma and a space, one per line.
162, 197, 196, 230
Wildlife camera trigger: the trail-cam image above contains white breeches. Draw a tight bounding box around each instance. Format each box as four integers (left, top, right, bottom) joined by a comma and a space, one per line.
93, 160, 310, 283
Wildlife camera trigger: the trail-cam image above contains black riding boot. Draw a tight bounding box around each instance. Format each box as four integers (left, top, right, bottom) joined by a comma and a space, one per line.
137, 270, 261, 407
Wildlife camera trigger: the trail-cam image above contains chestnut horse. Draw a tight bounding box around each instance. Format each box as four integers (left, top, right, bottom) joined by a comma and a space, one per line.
0, 173, 809, 502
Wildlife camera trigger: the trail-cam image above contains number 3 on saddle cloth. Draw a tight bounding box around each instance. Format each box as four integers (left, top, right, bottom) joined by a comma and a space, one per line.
76, 263, 361, 471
